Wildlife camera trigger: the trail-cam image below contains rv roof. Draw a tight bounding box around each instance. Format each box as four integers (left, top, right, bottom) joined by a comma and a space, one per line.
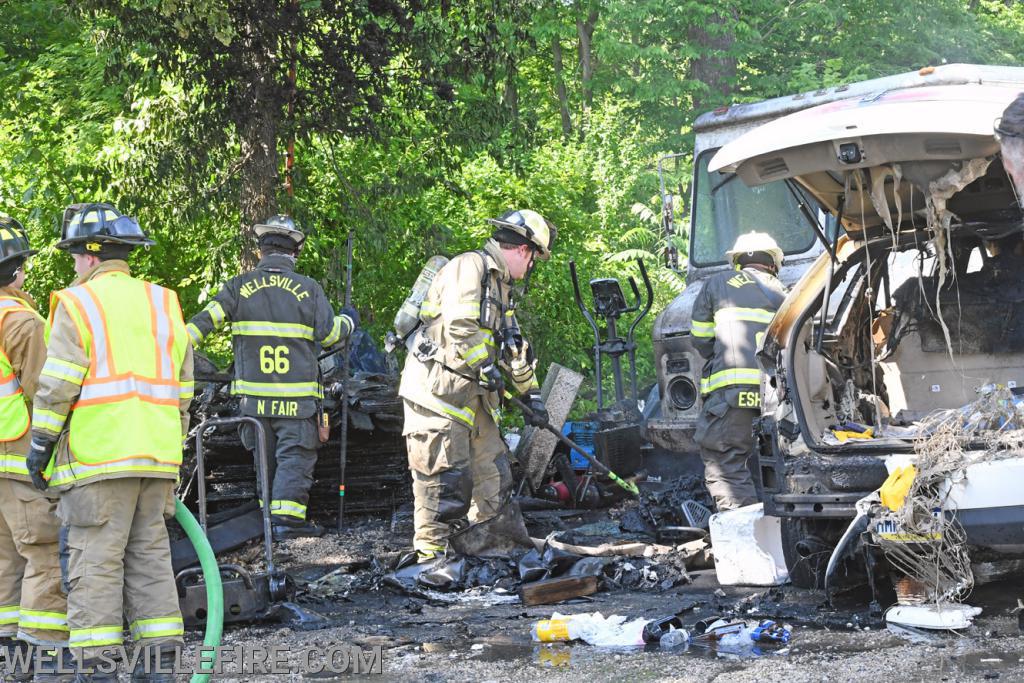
693, 63, 1024, 134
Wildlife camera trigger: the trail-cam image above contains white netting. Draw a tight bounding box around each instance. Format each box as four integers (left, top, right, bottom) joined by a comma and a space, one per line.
872, 385, 1024, 604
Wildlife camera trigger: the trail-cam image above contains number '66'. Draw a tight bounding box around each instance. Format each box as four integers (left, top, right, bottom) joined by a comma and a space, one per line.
259, 345, 290, 374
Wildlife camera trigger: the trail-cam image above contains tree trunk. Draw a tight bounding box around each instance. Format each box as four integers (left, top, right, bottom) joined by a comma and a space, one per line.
238, 18, 281, 269
239, 109, 279, 269
688, 7, 738, 116
552, 35, 572, 139
576, 6, 597, 140
503, 52, 519, 125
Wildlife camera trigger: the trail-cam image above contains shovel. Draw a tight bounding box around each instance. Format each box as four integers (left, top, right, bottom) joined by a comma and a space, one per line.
507, 394, 640, 497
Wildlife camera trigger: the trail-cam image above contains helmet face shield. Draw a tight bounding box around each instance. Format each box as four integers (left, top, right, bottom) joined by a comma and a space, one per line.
109, 216, 145, 238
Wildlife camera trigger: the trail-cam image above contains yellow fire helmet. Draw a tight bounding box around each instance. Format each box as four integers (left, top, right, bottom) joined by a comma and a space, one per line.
726, 231, 784, 272
486, 209, 557, 261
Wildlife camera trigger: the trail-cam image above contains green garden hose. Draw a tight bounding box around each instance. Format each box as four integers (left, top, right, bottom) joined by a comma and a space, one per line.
174, 498, 223, 683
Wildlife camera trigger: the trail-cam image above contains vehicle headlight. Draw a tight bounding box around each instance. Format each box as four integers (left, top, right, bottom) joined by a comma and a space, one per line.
668, 377, 697, 410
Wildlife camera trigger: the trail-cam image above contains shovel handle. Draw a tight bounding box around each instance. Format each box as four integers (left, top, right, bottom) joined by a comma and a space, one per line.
507, 394, 639, 497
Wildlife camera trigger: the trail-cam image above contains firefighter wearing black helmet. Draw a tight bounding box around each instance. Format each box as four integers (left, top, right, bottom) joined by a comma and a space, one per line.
0, 216, 69, 678
398, 209, 555, 569
187, 215, 356, 540
28, 203, 192, 680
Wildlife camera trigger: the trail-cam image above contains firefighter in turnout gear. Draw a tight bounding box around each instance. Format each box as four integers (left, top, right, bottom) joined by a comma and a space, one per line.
691, 232, 788, 511
399, 209, 555, 565
26, 203, 192, 681
0, 218, 69, 680
186, 215, 356, 540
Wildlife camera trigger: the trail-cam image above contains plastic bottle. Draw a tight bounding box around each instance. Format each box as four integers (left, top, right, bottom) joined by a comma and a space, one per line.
659, 629, 689, 649
531, 614, 593, 642
392, 255, 449, 342
716, 625, 755, 652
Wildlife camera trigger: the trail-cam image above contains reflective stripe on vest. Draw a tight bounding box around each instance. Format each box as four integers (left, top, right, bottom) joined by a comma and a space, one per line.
0, 454, 27, 476
78, 375, 181, 407
232, 320, 315, 340
403, 385, 476, 427
49, 274, 187, 476
0, 297, 43, 444
48, 459, 182, 487
231, 379, 321, 398
700, 367, 762, 394
714, 306, 776, 325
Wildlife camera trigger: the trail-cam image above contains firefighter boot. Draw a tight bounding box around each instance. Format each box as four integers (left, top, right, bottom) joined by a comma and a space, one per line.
69, 660, 116, 683
271, 516, 325, 540
130, 645, 176, 683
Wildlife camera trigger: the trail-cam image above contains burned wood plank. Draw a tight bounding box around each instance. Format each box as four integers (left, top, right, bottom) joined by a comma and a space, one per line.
516, 363, 584, 491
518, 575, 599, 606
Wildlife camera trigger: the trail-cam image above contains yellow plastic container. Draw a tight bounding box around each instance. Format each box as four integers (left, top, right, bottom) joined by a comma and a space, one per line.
880, 465, 917, 511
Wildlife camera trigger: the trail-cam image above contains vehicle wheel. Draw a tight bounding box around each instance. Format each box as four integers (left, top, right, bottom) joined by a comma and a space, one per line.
780, 517, 844, 589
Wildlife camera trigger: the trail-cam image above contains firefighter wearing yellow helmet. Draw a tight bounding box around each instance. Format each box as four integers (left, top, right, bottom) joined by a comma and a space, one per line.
691, 232, 788, 511
398, 209, 556, 577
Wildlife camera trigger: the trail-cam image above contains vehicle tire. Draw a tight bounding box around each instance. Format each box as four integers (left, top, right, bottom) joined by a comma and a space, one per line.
780, 517, 844, 589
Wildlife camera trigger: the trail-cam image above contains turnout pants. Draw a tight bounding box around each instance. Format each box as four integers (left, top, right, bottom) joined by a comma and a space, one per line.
57, 478, 183, 660
241, 416, 320, 522
404, 400, 510, 556
695, 390, 759, 511
0, 478, 67, 645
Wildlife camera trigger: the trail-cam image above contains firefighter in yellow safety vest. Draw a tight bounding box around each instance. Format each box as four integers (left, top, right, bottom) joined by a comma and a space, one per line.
26, 204, 193, 682
0, 217, 69, 681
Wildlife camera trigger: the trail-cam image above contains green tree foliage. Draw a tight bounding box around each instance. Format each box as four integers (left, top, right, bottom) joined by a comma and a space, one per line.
2, 0, 1023, 401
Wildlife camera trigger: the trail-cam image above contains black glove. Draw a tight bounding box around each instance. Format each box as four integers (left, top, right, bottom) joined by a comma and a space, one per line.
479, 363, 504, 392
27, 438, 55, 491
522, 391, 548, 427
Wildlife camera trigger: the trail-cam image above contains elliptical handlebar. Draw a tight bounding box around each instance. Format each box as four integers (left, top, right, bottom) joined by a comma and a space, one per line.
626, 259, 654, 347
570, 260, 605, 409
625, 259, 654, 403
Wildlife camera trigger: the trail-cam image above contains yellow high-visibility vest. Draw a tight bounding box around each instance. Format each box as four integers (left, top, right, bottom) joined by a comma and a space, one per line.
46, 273, 189, 485
0, 297, 46, 469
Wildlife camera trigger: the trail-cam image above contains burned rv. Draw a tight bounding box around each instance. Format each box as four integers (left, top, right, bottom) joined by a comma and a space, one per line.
709, 66, 1024, 587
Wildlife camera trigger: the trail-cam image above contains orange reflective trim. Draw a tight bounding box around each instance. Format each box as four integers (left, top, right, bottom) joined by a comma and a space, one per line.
70, 450, 183, 468
0, 420, 29, 443
166, 292, 179, 378
57, 293, 94, 371
82, 282, 116, 376
164, 290, 177, 379
73, 372, 181, 408
75, 394, 179, 408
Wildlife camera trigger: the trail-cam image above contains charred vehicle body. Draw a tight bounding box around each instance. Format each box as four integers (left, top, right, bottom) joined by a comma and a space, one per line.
709, 65, 1024, 587
647, 64, 1024, 455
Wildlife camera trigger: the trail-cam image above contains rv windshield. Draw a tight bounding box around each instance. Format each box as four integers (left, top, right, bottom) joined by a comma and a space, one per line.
691, 149, 832, 267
